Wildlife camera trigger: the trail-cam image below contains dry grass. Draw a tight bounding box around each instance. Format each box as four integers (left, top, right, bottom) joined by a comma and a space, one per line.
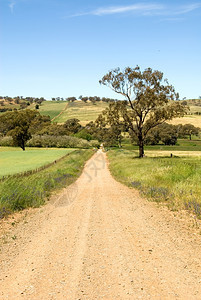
169, 115, 201, 128
144, 150, 201, 157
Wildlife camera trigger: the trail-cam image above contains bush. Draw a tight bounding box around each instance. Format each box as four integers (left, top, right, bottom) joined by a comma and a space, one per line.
74, 129, 93, 141
90, 140, 100, 148
0, 136, 13, 146
26, 135, 92, 148
130, 123, 178, 146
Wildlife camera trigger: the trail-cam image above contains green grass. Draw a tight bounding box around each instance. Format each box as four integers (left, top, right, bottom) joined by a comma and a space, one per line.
108, 149, 201, 218
121, 138, 201, 152
53, 101, 109, 125
0, 147, 74, 177
0, 149, 93, 217
38, 101, 67, 120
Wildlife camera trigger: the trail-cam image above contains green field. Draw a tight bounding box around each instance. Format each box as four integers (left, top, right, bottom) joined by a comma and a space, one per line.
52, 101, 109, 125
120, 138, 201, 152
0, 147, 74, 177
0, 149, 93, 216
108, 149, 201, 218
38, 101, 67, 120
40, 100, 201, 127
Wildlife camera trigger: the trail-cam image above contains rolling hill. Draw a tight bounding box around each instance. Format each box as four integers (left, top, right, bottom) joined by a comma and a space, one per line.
0, 98, 201, 128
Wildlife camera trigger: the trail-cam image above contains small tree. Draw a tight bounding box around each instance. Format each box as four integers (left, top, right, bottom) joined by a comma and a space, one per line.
158, 123, 178, 145
99, 66, 187, 157
82, 97, 88, 103
0, 110, 40, 150
179, 124, 200, 140
63, 118, 82, 134
95, 102, 125, 147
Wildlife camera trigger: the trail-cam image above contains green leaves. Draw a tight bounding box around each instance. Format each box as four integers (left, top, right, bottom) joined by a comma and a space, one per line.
0, 109, 45, 150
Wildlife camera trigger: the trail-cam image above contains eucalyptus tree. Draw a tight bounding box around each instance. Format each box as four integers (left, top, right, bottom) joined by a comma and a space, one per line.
99, 66, 187, 157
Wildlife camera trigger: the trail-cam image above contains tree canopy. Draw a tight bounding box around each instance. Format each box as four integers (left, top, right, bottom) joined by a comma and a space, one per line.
0, 110, 50, 150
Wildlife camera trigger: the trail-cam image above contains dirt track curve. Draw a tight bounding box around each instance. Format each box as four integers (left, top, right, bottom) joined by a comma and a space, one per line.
0, 150, 201, 299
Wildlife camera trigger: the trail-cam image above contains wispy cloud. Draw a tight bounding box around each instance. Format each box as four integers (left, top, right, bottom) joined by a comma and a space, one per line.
173, 3, 201, 15
72, 3, 164, 17
8, 1, 16, 13
90, 4, 164, 16
69, 2, 201, 18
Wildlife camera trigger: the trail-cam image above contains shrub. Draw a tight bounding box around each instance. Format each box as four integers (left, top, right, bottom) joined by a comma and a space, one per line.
74, 129, 93, 141
26, 135, 92, 148
0, 136, 13, 146
90, 140, 100, 148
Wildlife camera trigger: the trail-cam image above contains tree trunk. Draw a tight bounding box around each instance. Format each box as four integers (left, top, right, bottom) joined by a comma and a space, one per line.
118, 136, 122, 148
21, 140, 25, 151
138, 136, 144, 158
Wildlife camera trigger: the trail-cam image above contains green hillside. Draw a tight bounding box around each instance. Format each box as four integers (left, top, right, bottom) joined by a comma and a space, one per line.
38, 101, 67, 120
1, 98, 201, 127
52, 101, 109, 125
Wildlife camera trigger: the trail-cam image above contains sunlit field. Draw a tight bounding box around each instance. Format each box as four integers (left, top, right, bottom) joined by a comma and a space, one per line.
53, 101, 109, 125
108, 149, 201, 218
0, 147, 74, 177
38, 101, 67, 120
0, 149, 93, 214
169, 115, 201, 128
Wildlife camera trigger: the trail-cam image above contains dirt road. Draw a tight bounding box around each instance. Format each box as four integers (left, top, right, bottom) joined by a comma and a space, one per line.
0, 151, 201, 299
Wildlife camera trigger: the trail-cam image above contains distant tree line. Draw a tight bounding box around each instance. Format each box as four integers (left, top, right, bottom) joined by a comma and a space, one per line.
0, 96, 47, 112
92, 110, 200, 147
84, 120, 200, 148
0, 95, 121, 113
0, 107, 200, 151
52, 96, 120, 103
0, 110, 99, 150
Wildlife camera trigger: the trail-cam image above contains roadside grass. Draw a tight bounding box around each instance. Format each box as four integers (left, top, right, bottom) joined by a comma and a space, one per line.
38, 101, 67, 120
53, 101, 109, 125
0, 149, 93, 218
107, 149, 201, 218
0, 147, 74, 177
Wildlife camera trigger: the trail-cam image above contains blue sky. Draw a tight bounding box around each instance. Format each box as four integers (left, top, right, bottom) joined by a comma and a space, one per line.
1, 0, 201, 99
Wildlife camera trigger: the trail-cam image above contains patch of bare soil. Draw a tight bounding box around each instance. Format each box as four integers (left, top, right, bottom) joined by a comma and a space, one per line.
0, 151, 201, 299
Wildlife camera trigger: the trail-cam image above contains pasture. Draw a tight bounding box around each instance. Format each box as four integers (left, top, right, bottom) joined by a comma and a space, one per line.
38, 101, 67, 120
169, 114, 201, 128
0, 147, 73, 177
108, 149, 201, 218
0, 149, 93, 215
52, 101, 109, 125
43, 100, 201, 127
120, 138, 201, 152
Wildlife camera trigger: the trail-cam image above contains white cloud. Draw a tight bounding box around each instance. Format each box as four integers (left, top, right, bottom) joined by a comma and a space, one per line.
8, 1, 16, 13
173, 3, 201, 15
70, 2, 201, 18
92, 4, 164, 16
71, 3, 164, 17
